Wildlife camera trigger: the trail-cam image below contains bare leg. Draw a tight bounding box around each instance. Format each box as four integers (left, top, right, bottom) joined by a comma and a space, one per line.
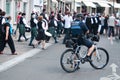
87, 45, 95, 56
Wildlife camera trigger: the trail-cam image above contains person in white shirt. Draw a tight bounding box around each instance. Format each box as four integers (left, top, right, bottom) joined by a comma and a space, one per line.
62, 11, 73, 44
107, 14, 115, 39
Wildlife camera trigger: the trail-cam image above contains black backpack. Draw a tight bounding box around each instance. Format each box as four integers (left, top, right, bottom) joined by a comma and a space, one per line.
0, 17, 5, 35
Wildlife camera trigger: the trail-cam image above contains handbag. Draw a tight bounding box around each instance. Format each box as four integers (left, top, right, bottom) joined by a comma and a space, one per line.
25, 26, 31, 32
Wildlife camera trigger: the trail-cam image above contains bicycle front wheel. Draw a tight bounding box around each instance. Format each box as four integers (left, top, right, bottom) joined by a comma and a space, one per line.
60, 49, 79, 73
90, 47, 109, 69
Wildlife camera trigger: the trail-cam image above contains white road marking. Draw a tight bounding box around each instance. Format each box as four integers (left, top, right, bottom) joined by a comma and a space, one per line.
100, 63, 120, 80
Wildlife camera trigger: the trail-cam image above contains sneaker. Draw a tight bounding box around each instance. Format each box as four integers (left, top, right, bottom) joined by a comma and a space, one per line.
74, 64, 80, 70
84, 56, 92, 62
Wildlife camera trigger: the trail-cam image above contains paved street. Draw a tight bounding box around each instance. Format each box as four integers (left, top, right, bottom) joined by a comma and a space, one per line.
0, 34, 120, 80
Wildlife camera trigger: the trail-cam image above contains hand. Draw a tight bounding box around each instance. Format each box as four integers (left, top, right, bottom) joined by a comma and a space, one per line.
5, 37, 8, 41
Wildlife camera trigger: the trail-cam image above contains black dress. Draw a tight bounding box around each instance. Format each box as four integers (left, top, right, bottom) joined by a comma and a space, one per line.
36, 21, 46, 40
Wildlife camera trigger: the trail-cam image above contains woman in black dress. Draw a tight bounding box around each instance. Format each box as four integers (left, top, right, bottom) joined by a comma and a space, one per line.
33, 16, 47, 49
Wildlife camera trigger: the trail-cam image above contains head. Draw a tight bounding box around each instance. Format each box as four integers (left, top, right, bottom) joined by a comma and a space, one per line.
76, 13, 84, 21
18, 12, 22, 15
6, 16, 11, 22
22, 13, 26, 17
38, 16, 43, 21
43, 9, 46, 13
58, 10, 61, 14
0, 9, 2, 16
32, 13, 36, 19
1, 11, 6, 16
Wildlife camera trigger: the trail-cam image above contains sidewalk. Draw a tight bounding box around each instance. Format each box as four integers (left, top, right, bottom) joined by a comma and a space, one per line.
0, 31, 64, 72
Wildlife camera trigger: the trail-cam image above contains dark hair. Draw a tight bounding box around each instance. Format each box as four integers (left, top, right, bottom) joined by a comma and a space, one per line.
1, 11, 6, 16
6, 16, 11, 20
22, 13, 26, 16
58, 10, 61, 13
76, 13, 83, 18
0, 9, 2, 16
43, 9, 46, 12
18, 12, 22, 15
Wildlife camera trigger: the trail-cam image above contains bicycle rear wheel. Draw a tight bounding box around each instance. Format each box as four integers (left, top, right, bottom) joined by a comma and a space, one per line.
90, 47, 109, 69
60, 49, 79, 73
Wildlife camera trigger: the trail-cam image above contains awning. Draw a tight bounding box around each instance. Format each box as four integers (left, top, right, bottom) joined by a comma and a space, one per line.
97, 2, 110, 7
75, 2, 81, 7
108, 2, 120, 8
52, 0, 58, 3
82, 1, 96, 8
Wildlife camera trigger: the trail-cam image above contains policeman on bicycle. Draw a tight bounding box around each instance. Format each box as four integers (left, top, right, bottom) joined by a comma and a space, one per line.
70, 13, 95, 62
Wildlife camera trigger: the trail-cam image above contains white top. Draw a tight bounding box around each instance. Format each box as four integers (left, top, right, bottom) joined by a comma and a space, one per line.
63, 15, 73, 28
23, 18, 30, 27
2, 17, 6, 24
108, 16, 115, 27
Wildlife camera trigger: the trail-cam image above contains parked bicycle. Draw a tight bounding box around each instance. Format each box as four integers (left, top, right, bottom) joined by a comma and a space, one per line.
60, 34, 109, 73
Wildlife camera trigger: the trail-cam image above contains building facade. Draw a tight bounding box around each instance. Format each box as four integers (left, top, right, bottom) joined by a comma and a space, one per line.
0, 0, 120, 28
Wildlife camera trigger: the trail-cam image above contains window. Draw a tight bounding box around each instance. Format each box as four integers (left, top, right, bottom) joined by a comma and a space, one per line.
6, 0, 11, 15
23, 2, 27, 13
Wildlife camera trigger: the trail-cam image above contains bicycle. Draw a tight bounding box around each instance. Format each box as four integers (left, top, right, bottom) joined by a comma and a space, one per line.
60, 35, 109, 73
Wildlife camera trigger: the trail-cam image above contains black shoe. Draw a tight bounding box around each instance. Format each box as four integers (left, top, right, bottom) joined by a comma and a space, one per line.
55, 41, 58, 43
29, 44, 33, 46
18, 40, 22, 42
38, 41, 41, 45
25, 38, 29, 41
74, 64, 80, 70
77, 66, 80, 70
32, 45, 35, 48
84, 56, 92, 62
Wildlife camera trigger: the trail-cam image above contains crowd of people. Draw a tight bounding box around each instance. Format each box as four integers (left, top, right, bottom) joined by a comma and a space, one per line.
0, 7, 120, 55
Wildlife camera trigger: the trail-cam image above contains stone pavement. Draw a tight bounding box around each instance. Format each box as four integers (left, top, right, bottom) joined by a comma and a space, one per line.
0, 31, 62, 64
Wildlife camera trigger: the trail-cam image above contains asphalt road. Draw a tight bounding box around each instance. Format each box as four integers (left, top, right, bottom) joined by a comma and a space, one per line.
0, 35, 120, 80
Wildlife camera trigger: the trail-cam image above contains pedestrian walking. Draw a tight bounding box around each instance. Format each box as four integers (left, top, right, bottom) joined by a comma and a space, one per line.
107, 14, 116, 44
115, 17, 120, 39
0, 11, 6, 54
0, 16, 17, 55
57, 10, 64, 37
62, 11, 73, 44
17, 13, 29, 42
29, 13, 38, 46
14, 12, 22, 35
33, 16, 47, 49
104, 15, 109, 37
49, 14, 58, 43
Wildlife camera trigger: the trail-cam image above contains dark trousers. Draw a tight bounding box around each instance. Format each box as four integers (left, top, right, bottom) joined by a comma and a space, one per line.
0, 35, 16, 53
0, 36, 5, 52
108, 26, 114, 37
63, 28, 70, 44
6, 36, 16, 53
18, 34, 27, 41
29, 27, 37, 45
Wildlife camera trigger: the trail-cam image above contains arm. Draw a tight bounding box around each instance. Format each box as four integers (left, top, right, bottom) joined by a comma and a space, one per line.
34, 19, 38, 24
54, 20, 58, 27
5, 26, 9, 41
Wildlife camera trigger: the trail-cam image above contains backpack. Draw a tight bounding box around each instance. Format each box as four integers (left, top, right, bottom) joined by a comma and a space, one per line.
70, 21, 83, 37
0, 17, 5, 35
